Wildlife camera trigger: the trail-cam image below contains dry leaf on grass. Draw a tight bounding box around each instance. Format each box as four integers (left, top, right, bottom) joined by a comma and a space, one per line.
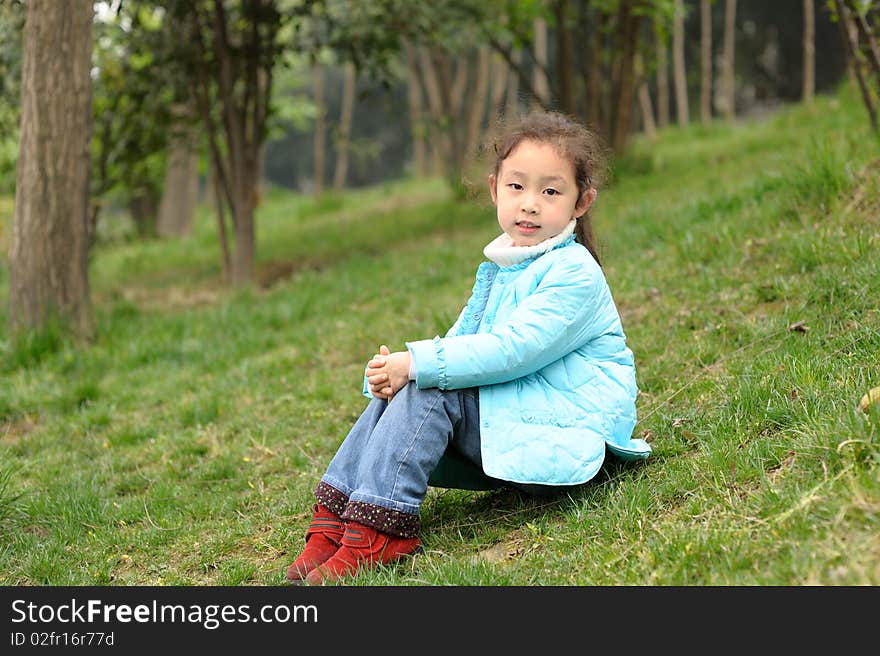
859, 386, 880, 413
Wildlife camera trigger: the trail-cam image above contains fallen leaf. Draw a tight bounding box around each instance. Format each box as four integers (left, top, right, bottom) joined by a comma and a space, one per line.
640, 429, 654, 443
474, 542, 518, 565
789, 388, 799, 399
672, 417, 689, 428
859, 386, 880, 413
681, 430, 698, 442
787, 320, 809, 333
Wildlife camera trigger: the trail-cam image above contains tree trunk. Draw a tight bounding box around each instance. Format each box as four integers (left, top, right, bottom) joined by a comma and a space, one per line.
403, 40, 428, 177
157, 109, 199, 238
845, 0, 880, 85
506, 49, 522, 117
10, 0, 94, 338
189, 0, 277, 287
312, 58, 326, 195
700, 0, 712, 125
589, 10, 605, 131
636, 54, 657, 142
532, 16, 551, 110
129, 188, 159, 238
722, 0, 737, 121
465, 46, 491, 158
835, 0, 878, 131
554, 0, 575, 116
334, 61, 356, 191
611, 3, 641, 152
418, 47, 449, 176
490, 51, 509, 120
673, 0, 689, 126
802, 0, 815, 104
656, 17, 670, 128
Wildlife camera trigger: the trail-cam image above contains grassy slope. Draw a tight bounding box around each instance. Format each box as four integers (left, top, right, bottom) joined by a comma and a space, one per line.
0, 86, 878, 585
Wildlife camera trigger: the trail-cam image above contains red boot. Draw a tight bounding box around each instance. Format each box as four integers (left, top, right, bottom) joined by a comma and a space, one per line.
304, 521, 421, 585
286, 504, 345, 582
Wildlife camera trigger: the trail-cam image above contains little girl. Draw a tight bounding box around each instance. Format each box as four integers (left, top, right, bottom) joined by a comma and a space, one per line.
286, 111, 651, 585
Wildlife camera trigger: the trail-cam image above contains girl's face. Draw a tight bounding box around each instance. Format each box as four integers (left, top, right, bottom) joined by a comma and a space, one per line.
489, 139, 594, 247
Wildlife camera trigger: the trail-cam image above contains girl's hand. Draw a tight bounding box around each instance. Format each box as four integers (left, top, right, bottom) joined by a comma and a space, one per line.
366, 344, 411, 401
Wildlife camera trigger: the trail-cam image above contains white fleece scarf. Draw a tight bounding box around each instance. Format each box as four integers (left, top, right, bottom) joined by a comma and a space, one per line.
482, 219, 576, 267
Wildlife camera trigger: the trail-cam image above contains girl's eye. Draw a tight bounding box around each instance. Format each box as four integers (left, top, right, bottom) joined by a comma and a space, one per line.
508, 183, 523, 190
544, 188, 560, 196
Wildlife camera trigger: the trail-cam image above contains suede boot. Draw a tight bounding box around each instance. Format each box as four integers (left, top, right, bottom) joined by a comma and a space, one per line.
304, 521, 421, 585
285, 504, 345, 582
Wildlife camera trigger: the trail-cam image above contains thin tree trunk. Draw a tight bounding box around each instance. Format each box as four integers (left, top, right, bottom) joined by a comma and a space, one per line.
312, 58, 326, 195
656, 17, 670, 128
636, 54, 657, 142
673, 0, 689, 126
403, 40, 428, 177
465, 46, 491, 158
506, 49, 522, 117
845, 0, 880, 83
589, 9, 605, 130
722, 0, 737, 121
450, 55, 469, 118
334, 61, 355, 191
802, 0, 815, 104
836, 0, 878, 130
532, 16, 551, 110
490, 51, 509, 120
555, 0, 575, 115
419, 47, 449, 176
157, 108, 199, 237
435, 48, 465, 179
10, 0, 94, 337
211, 165, 232, 281
700, 0, 712, 125
611, 3, 641, 152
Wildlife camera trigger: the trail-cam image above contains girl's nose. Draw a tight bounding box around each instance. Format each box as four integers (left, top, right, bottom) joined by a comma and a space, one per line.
521, 197, 539, 214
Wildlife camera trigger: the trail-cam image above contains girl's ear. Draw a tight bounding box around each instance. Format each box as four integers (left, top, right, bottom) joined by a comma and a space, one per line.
488, 174, 498, 205
574, 187, 597, 218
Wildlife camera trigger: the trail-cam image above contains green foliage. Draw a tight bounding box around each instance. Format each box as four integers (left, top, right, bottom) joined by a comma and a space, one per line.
91, 2, 180, 227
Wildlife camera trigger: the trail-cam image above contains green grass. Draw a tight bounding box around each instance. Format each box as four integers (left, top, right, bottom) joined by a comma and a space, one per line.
0, 85, 879, 585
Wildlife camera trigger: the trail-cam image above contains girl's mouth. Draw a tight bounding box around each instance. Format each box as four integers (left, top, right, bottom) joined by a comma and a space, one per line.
515, 221, 540, 233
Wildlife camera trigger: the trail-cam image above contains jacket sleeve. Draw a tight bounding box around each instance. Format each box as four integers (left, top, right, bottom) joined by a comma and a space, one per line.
406, 256, 606, 390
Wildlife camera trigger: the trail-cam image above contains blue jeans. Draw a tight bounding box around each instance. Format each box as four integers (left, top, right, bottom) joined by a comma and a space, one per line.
318, 383, 483, 532
314, 382, 573, 537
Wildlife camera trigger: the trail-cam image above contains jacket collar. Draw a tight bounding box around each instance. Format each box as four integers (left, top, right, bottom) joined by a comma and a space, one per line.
482, 219, 576, 267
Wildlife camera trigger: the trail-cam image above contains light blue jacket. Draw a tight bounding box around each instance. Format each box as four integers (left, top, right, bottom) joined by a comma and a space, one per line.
366, 235, 651, 486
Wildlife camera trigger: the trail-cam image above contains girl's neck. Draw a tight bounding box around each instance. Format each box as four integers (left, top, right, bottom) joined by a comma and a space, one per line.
483, 219, 576, 267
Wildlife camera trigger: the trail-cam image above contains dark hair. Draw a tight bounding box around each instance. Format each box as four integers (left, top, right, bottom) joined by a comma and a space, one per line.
489, 111, 609, 266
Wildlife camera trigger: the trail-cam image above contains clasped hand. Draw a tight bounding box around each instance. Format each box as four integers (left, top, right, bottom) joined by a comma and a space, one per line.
365, 344, 411, 401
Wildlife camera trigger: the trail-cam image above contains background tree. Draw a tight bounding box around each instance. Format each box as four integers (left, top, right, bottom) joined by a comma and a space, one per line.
656, 13, 671, 127
833, 0, 880, 131
701, 0, 713, 124
673, 0, 690, 125
803, 0, 815, 104
312, 52, 327, 196
9, 0, 94, 337
172, 0, 286, 286
721, 0, 736, 121
333, 61, 356, 190
91, 2, 182, 240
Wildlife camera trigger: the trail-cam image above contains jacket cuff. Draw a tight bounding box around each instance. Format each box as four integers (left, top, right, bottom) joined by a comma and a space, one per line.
362, 374, 373, 399
405, 337, 443, 388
